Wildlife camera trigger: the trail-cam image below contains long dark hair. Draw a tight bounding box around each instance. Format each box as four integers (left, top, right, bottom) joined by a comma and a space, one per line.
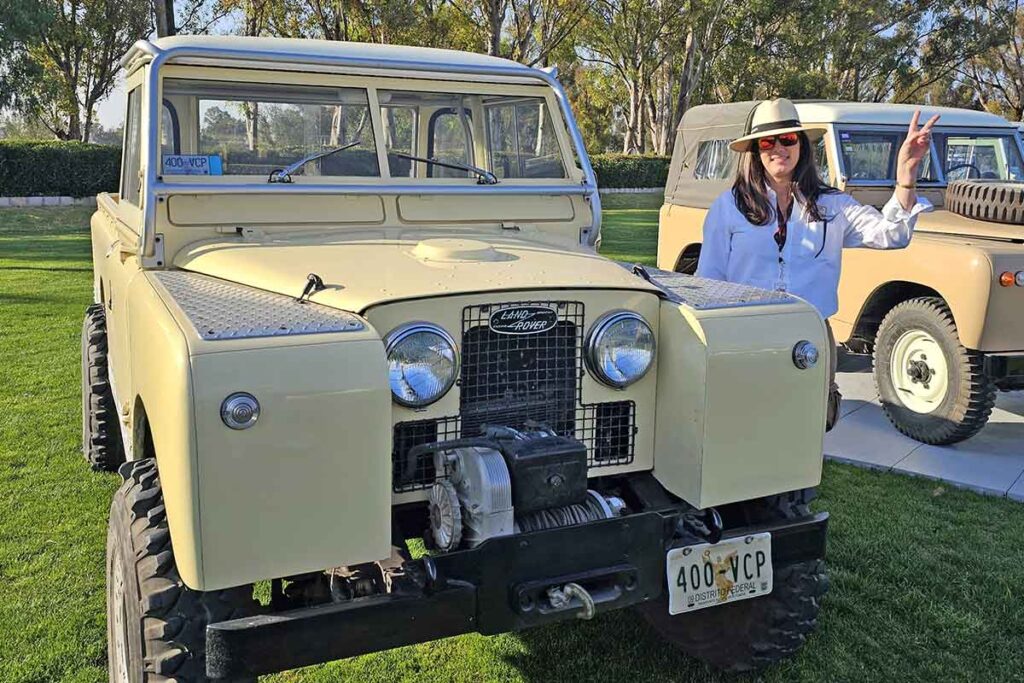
731, 131, 838, 225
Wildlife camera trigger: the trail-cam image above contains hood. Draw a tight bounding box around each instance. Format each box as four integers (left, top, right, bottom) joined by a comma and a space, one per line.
173, 231, 661, 312
917, 209, 1024, 242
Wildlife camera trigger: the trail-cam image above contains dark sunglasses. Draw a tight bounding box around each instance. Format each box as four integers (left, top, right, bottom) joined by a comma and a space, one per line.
757, 132, 800, 151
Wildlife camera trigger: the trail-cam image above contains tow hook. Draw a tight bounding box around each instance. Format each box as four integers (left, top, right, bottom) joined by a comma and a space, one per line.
679, 507, 724, 544
546, 582, 596, 620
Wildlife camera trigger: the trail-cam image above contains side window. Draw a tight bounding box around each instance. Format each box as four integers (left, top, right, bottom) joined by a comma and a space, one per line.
839, 130, 935, 182
161, 100, 180, 156
814, 137, 830, 184
427, 108, 472, 178
121, 87, 143, 206
694, 139, 732, 180
839, 133, 896, 181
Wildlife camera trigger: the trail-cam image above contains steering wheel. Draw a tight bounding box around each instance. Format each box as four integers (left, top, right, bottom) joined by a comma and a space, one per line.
946, 162, 982, 179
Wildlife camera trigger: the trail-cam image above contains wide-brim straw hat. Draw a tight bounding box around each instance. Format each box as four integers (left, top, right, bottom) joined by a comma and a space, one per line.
729, 98, 828, 152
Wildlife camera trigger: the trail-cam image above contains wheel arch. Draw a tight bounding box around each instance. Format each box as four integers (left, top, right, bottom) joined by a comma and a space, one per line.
674, 243, 702, 274
130, 395, 155, 460
851, 281, 952, 348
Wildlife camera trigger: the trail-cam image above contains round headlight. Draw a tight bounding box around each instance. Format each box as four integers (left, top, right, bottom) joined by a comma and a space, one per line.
586, 312, 656, 388
386, 323, 458, 407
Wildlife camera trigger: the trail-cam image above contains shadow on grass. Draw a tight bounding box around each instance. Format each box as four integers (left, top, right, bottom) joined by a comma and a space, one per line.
501, 610, 718, 682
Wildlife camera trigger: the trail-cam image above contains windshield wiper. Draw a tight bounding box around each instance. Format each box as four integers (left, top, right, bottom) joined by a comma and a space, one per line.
269, 140, 362, 183
391, 151, 499, 185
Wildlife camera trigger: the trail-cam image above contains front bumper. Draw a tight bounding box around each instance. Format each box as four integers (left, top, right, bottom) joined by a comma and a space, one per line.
205, 506, 828, 678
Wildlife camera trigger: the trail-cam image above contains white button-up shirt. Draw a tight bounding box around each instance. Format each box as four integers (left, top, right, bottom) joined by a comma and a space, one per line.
695, 188, 932, 318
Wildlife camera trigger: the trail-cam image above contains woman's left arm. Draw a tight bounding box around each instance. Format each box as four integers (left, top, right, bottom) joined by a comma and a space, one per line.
840, 109, 940, 249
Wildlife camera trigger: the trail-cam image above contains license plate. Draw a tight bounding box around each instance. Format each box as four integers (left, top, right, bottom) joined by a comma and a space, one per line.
665, 533, 773, 615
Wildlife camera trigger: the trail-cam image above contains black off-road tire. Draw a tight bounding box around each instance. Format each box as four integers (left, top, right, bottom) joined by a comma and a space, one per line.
640, 559, 828, 673
946, 180, 1024, 225
873, 297, 995, 445
82, 303, 124, 471
107, 458, 258, 682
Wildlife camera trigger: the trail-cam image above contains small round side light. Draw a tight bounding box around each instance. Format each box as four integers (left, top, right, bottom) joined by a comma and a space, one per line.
1016, 271, 1024, 287
999, 271, 1015, 287
793, 340, 819, 370
221, 392, 260, 430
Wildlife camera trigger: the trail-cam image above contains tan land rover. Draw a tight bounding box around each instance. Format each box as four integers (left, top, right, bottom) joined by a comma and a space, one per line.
660, 101, 1024, 445
86, 36, 832, 681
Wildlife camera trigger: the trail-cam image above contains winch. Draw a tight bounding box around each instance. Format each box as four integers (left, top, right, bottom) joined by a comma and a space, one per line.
417, 425, 627, 551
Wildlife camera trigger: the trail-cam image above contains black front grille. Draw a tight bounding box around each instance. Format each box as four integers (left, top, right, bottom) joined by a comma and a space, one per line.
460, 301, 583, 437
391, 300, 637, 492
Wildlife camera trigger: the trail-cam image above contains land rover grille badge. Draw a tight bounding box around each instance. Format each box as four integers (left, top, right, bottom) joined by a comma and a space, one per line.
488, 306, 558, 335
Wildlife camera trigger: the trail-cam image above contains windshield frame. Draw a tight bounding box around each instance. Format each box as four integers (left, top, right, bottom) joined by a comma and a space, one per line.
834, 124, 1024, 187
156, 67, 578, 187
133, 40, 603, 258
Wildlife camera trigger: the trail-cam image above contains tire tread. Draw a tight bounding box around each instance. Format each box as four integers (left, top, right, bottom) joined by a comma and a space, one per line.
111, 458, 257, 682
82, 303, 124, 471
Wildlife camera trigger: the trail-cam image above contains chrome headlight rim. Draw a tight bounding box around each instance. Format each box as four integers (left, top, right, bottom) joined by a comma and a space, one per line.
385, 322, 459, 408
585, 310, 656, 389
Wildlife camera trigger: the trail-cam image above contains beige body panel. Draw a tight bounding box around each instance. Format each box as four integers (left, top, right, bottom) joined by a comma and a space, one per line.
659, 116, 1024, 354
653, 302, 827, 508
137, 270, 392, 591
167, 194, 387, 227
656, 203, 705, 272
832, 234, 1024, 351
189, 341, 391, 590
125, 275, 203, 586
174, 233, 661, 312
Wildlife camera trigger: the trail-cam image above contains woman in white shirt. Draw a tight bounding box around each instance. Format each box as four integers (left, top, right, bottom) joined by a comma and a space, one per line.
696, 98, 938, 430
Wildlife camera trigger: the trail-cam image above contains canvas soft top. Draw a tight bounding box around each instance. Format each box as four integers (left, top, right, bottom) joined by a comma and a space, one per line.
665, 101, 757, 208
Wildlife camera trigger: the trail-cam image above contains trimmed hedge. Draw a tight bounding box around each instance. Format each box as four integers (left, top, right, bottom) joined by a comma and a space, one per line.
0, 142, 668, 196
0, 141, 121, 197
591, 154, 670, 189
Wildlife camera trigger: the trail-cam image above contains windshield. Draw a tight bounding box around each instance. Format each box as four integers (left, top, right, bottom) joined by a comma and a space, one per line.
934, 133, 1024, 181
161, 79, 379, 178
159, 79, 570, 182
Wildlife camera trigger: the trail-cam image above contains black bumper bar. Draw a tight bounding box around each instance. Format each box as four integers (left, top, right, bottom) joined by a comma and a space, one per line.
206, 510, 828, 678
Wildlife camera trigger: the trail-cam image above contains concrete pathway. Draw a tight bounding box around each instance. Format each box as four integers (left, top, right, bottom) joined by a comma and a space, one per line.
825, 351, 1024, 500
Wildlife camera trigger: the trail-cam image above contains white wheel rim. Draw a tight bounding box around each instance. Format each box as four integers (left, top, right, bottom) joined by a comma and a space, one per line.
111, 557, 131, 682
889, 329, 949, 414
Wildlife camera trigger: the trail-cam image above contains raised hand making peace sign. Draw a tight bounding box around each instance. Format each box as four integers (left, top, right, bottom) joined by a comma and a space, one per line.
897, 109, 941, 185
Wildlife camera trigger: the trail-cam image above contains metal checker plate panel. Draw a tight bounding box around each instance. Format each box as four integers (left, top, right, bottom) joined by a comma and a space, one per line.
152, 270, 364, 340
639, 267, 799, 310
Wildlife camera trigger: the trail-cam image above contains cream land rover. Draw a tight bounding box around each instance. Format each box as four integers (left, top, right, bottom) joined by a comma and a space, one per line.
86, 36, 831, 681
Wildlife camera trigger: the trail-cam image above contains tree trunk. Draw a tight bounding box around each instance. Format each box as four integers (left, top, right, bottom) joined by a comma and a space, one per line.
155, 0, 176, 37
245, 102, 259, 151
488, 0, 504, 56
622, 82, 642, 154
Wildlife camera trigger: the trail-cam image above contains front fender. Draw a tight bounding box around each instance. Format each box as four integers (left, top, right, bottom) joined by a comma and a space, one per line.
135, 272, 392, 590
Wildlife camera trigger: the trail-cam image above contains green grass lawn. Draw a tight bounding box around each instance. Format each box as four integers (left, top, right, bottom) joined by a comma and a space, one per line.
1, 207, 1023, 682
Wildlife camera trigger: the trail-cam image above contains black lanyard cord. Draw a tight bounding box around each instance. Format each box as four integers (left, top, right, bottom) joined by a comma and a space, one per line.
815, 219, 828, 258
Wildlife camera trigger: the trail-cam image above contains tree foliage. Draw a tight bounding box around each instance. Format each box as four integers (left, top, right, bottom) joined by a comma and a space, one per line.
7, 0, 1024, 151
1, 0, 152, 142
